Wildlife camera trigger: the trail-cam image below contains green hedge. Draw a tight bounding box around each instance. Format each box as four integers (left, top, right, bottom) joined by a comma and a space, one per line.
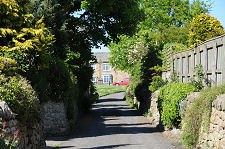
158, 82, 197, 128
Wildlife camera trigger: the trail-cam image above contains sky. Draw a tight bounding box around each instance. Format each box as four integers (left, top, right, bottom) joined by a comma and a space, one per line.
92, 0, 225, 52
210, 0, 225, 28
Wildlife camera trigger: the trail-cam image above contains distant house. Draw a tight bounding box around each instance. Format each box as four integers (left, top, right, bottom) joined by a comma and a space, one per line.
92, 52, 130, 84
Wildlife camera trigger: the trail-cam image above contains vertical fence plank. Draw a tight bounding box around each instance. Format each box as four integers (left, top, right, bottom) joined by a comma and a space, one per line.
203, 45, 208, 78
191, 52, 195, 78
184, 54, 188, 82
211, 43, 217, 86
178, 54, 182, 82
221, 36, 225, 84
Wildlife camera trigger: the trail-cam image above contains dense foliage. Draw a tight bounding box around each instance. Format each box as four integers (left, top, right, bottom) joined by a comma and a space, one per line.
149, 76, 167, 93
161, 43, 189, 71
189, 14, 225, 47
110, 0, 211, 114
28, 0, 142, 114
0, 74, 39, 122
0, 0, 142, 130
0, 1, 54, 76
0, 0, 141, 127
139, 0, 211, 31
158, 83, 197, 128
0, 0, 53, 123
182, 85, 225, 148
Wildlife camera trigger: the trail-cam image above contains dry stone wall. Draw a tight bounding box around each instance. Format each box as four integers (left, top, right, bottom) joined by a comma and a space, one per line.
147, 90, 161, 127
197, 94, 225, 149
0, 101, 45, 149
148, 90, 225, 149
41, 101, 70, 136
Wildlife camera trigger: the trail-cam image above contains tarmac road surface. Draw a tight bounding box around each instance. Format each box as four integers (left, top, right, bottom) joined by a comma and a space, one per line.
46, 92, 183, 149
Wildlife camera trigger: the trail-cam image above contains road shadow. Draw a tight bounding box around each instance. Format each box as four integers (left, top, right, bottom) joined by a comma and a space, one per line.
80, 144, 135, 149
47, 94, 163, 144
46, 145, 74, 149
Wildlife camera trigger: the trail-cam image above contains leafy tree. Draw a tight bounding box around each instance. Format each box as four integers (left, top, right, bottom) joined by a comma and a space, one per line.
189, 13, 225, 47
109, 29, 160, 72
110, 0, 211, 73
110, 0, 211, 114
139, 0, 211, 31
28, 0, 142, 112
158, 24, 190, 46
81, 0, 143, 43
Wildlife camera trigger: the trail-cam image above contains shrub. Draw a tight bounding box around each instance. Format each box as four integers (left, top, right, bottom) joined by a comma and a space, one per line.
31, 58, 79, 120
189, 64, 211, 91
149, 76, 167, 92
0, 57, 19, 76
0, 74, 39, 122
158, 83, 197, 128
181, 85, 225, 148
162, 43, 188, 71
189, 14, 225, 47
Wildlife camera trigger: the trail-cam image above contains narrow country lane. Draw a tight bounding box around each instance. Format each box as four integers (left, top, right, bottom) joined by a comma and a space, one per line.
46, 92, 183, 149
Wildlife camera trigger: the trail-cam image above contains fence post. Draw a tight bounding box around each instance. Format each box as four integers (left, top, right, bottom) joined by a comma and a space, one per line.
222, 36, 225, 84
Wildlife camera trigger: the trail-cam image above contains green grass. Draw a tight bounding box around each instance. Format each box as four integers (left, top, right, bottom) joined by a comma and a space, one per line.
96, 84, 127, 97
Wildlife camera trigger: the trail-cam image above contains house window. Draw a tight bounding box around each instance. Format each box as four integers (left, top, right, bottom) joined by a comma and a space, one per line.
103, 63, 111, 71
91, 64, 96, 71
92, 77, 96, 83
102, 74, 112, 83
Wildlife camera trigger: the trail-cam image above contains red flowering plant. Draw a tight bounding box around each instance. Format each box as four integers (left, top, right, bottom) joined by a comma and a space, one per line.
0, 118, 19, 149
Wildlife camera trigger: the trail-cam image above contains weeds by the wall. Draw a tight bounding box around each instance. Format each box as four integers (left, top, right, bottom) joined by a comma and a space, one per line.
189, 64, 211, 91
143, 109, 152, 117
124, 95, 138, 110
181, 85, 225, 148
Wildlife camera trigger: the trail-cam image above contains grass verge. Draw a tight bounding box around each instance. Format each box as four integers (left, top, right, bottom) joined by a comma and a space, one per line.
96, 84, 127, 97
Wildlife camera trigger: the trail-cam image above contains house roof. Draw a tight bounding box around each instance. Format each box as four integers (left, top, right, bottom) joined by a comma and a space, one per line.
93, 52, 111, 63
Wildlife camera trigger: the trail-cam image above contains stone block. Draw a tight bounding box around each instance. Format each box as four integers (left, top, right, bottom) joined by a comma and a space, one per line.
148, 90, 161, 126
41, 101, 70, 136
213, 94, 225, 111
209, 124, 215, 133
220, 138, 225, 149
210, 110, 216, 124
0, 101, 15, 120
186, 92, 201, 107
221, 112, 225, 121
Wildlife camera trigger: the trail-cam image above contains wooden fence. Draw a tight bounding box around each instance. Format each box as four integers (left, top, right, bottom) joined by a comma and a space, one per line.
163, 34, 225, 86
